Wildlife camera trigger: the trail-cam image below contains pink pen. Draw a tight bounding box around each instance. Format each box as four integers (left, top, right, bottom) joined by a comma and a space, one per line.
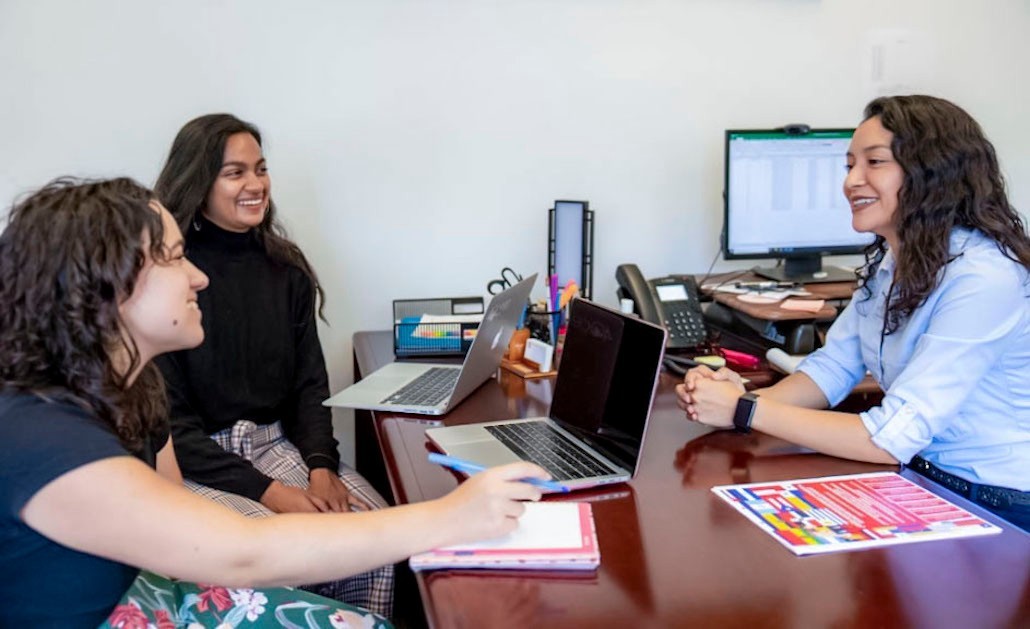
548, 274, 560, 338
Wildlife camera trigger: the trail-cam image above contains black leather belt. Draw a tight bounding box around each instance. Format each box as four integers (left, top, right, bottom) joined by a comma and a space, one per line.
908, 456, 1030, 510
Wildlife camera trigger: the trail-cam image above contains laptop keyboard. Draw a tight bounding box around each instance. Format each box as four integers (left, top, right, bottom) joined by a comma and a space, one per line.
382, 367, 459, 406
485, 421, 618, 481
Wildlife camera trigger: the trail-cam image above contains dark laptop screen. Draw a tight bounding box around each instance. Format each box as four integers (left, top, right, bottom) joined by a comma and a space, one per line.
549, 299, 666, 470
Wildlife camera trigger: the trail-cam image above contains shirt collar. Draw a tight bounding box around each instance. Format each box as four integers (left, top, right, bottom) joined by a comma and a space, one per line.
948, 226, 977, 256
877, 246, 895, 278
878, 227, 978, 278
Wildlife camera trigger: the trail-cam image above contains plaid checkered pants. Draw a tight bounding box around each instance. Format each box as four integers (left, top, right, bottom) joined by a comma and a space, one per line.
185, 420, 394, 619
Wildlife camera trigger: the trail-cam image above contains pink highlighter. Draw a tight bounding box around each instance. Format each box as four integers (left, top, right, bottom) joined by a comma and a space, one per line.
720, 348, 761, 370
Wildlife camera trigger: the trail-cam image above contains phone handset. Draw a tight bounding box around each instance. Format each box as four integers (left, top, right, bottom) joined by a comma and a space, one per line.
615, 263, 661, 324
615, 263, 708, 350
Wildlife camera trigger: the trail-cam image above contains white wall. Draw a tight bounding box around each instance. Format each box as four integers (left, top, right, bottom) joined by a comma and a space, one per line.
3, 0, 1028, 464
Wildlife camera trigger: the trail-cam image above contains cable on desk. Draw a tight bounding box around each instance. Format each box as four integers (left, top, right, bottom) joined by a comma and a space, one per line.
663, 357, 688, 376
663, 354, 719, 376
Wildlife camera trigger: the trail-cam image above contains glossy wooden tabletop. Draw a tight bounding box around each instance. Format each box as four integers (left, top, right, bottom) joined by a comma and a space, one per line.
354, 332, 1030, 629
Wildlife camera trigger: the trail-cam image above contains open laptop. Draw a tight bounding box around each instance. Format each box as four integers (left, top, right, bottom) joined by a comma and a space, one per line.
427, 297, 667, 491
324, 273, 536, 415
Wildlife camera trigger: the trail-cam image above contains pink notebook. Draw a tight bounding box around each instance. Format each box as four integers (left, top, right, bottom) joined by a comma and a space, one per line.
409, 502, 599, 571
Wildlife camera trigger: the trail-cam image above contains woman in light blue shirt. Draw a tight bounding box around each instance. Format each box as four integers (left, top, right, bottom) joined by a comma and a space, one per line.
677, 95, 1030, 531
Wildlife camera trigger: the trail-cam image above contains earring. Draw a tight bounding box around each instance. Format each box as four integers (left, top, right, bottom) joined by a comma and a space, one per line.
192, 217, 202, 232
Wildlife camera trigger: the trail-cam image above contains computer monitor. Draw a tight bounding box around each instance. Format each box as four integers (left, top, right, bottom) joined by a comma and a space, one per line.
723, 128, 875, 283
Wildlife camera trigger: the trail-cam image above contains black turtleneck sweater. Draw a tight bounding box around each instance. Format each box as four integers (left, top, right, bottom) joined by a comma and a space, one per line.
157, 216, 339, 501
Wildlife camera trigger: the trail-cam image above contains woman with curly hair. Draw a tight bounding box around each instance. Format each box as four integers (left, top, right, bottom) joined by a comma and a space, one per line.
676, 95, 1030, 531
153, 114, 395, 613
0, 178, 548, 626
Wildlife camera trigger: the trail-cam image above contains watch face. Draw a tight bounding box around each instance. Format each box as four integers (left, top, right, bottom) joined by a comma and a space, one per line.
733, 393, 758, 433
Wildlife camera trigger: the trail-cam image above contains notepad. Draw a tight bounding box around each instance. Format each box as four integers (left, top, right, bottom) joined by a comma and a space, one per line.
409, 502, 599, 571
780, 298, 826, 313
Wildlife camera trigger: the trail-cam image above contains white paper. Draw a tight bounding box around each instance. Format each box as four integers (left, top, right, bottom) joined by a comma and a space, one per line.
435, 502, 583, 551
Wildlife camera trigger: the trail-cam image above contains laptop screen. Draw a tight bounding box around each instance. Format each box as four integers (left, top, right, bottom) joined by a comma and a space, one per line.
548, 299, 666, 470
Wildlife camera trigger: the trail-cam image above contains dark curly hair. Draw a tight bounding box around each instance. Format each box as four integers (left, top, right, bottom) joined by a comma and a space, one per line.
856, 95, 1030, 333
0, 178, 170, 451
154, 113, 326, 320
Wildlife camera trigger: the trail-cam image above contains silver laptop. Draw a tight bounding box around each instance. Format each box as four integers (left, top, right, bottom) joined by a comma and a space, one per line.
324, 274, 536, 415
427, 298, 667, 491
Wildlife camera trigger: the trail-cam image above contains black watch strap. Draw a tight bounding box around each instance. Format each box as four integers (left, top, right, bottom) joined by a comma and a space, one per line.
733, 392, 759, 434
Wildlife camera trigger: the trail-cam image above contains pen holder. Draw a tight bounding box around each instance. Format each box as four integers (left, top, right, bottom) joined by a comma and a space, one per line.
525, 308, 559, 344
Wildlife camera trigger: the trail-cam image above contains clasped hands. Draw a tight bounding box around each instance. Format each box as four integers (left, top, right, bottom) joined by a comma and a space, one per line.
260, 468, 374, 514
675, 366, 748, 429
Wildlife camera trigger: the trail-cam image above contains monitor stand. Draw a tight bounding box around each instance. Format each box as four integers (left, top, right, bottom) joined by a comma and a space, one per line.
753, 255, 857, 284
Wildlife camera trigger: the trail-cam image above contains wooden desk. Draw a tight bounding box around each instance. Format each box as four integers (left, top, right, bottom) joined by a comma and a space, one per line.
352, 331, 1029, 629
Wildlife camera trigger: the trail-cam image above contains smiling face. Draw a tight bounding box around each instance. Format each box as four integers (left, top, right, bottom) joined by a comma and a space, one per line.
844, 116, 905, 250
118, 203, 209, 364
202, 131, 270, 232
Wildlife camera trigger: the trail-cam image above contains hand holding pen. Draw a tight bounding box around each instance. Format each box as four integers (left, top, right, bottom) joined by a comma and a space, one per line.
432, 457, 555, 544
429, 452, 570, 492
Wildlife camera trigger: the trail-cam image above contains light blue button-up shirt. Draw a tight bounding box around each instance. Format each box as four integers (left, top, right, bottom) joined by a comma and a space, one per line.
798, 228, 1030, 491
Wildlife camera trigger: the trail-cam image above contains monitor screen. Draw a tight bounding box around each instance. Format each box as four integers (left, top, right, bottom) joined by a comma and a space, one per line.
723, 129, 874, 283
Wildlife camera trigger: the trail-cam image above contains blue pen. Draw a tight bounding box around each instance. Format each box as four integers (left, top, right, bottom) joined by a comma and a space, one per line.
428, 452, 570, 493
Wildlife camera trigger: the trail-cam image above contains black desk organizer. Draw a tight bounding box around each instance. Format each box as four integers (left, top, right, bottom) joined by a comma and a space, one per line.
392, 296, 484, 358
703, 302, 821, 355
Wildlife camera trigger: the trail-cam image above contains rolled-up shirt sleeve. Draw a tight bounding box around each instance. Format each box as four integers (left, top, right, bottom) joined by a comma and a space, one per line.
797, 299, 867, 407
858, 269, 1025, 464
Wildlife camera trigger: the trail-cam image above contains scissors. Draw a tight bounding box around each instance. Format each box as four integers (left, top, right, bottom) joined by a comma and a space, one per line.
487, 267, 523, 295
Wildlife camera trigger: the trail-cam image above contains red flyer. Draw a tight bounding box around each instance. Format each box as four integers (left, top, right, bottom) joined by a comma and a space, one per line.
712, 472, 1002, 555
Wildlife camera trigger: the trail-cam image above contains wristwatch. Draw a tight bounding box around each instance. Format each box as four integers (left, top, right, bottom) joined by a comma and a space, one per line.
733, 392, 760, 434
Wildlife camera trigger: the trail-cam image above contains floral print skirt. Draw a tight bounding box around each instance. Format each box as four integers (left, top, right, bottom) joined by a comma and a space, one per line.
100, 570, 393, 628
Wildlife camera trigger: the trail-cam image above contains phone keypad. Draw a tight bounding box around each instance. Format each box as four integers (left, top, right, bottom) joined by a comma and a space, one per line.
665, 308, 707, 346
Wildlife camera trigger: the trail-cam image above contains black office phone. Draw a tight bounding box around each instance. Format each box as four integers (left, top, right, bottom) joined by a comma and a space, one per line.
615, 264, 708, 349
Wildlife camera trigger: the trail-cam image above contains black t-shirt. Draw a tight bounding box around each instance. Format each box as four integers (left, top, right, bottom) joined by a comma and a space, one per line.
0, 391, 162, 627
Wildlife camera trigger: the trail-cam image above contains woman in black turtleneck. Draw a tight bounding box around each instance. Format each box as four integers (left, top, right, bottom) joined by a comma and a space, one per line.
154, 114, 393, 616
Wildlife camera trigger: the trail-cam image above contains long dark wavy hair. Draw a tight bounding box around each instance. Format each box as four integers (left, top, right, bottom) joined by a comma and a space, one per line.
0, 178, 170, 451
856, 95, 1030, 333
153, 113, 326, 319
